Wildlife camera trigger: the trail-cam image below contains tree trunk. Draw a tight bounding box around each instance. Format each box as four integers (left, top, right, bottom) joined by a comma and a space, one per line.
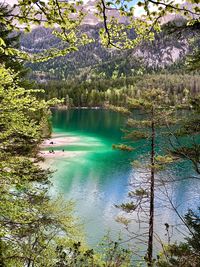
147, 107, 155, 267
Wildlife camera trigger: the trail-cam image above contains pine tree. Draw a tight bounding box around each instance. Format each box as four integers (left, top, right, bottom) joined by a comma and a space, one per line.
114, 89, 176, 266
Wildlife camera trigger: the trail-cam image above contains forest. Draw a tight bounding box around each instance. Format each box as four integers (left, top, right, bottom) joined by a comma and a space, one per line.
0, 0, 200, 267
37, 73, 200, 107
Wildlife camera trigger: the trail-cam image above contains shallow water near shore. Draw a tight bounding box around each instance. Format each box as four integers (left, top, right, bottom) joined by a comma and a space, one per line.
44, 109, 200, 248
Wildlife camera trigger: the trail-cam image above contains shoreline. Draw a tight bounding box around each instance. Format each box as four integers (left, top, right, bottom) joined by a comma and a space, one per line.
41, 135, 80, 147
39, 150, 83, 158
51, 106, 105, 110
39, 134, 81, 158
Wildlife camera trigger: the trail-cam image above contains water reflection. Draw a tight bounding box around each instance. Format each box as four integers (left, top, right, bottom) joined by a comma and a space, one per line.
46, 109, 200, 246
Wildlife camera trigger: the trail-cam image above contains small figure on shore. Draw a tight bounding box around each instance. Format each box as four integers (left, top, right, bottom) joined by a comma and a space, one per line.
52, 149, 55, 154
62, 149, 64, 152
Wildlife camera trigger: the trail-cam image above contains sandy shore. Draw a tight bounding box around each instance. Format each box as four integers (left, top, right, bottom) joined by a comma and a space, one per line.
40, 134, 81, 158
41, 134, 80, 147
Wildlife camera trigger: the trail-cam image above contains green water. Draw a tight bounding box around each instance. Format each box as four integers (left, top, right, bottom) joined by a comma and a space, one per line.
46, 109, 200, 246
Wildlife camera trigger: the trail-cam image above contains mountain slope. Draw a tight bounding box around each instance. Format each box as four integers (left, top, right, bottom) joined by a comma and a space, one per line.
21, 19, 194, 81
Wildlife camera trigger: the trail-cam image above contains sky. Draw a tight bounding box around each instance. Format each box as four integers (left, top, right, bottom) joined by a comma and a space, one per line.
0, 0, 185, 17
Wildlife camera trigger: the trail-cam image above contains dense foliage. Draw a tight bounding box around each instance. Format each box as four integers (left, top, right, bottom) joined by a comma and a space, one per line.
0, 66, 77, 266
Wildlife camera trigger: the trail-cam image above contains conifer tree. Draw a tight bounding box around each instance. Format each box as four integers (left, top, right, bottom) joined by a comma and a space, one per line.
113, 89, 176, 266
155, 98, 200, 266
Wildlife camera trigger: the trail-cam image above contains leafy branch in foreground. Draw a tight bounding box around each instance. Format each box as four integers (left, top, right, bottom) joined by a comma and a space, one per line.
0, 2, 92, 62
2, 0, 200, 62
0, 65, 83, 266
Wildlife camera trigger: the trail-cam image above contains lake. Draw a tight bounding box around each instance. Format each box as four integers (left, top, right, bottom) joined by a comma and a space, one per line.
45, 109, 200, 251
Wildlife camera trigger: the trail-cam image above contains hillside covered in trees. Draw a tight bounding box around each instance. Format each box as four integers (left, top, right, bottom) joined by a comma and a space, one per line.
21, 15, 197, 82
21, 11, 200, 108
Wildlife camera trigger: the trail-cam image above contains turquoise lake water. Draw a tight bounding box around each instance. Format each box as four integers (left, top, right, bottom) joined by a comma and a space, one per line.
45, 109, 200, 248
